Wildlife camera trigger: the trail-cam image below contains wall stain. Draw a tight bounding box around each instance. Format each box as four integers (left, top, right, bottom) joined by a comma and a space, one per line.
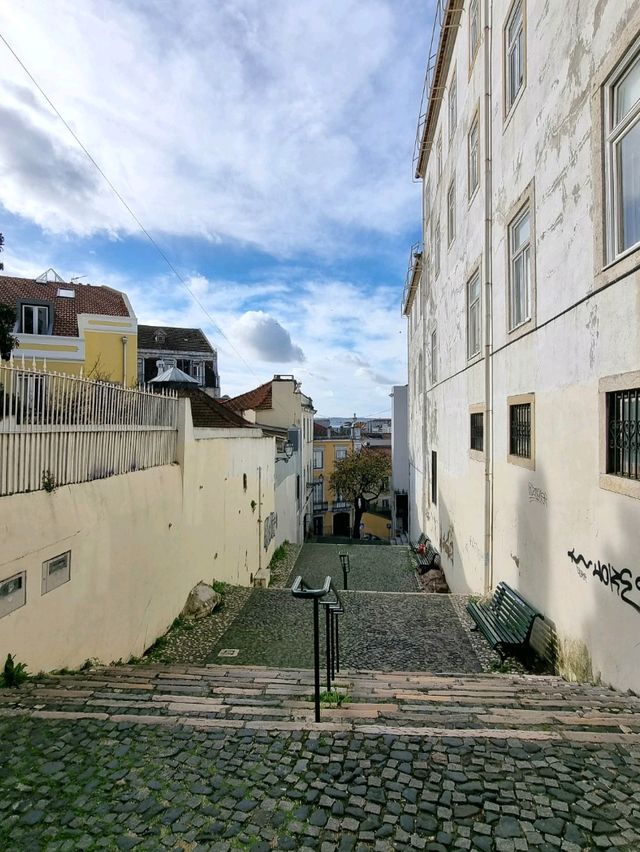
440, 526, 454, 565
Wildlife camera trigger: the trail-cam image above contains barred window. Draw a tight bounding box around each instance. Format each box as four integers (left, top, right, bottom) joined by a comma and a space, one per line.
470, 412, 484, 452
510, 402, 531, 458
607, 388, 640, 479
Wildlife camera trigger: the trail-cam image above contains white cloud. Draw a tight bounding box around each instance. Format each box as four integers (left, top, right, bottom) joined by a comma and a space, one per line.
233, 311, 305, 363
0, 0, 423, 256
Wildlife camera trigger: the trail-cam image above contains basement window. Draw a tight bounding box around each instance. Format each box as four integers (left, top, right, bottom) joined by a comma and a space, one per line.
42, 551, 71, 595
0, 571, 26, 619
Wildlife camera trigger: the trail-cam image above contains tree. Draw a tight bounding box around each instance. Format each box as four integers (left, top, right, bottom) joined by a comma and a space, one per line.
0, 305, 18, 361
330, 448, 392, 539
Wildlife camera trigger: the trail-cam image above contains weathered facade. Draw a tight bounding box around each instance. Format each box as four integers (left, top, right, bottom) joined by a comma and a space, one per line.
137, 325, 220, 397
404, 0, 640, 692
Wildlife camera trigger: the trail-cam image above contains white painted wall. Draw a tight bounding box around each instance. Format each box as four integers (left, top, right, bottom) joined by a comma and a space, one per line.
406, 0, 640, 692
0, 401, 276, 672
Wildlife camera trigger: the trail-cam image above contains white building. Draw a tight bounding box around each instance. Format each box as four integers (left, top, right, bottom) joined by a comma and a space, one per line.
391, 385, 409, 534
404, 0, 640, 692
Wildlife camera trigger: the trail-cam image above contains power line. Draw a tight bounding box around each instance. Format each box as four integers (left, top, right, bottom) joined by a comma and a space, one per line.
0, 31, 260, 380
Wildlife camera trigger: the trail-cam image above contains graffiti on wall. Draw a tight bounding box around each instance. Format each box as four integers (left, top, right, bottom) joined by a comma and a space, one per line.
528, 482, 548, 506
263, 512, 278, 549
568, 548, 640, 615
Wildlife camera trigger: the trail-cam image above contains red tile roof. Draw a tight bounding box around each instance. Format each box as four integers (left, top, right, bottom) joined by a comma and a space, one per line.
177, 388, 254, 428
0, 275, 131, 337
314, 421, 329, 437
225, 380, 273, 413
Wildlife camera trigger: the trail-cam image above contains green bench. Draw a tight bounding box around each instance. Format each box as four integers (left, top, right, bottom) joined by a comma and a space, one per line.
466, 582, 543, 662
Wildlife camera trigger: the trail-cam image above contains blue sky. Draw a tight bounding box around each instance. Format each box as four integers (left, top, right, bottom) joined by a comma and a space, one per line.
0, 0, 431, 416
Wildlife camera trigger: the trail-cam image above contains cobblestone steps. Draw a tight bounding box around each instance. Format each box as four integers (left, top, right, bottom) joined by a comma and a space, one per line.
2, 664, 640, 743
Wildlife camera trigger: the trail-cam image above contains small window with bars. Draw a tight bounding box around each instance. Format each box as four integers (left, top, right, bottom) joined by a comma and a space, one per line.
509, 401, 532, 458
607, 388, 640, 479
470, 412, 484, 452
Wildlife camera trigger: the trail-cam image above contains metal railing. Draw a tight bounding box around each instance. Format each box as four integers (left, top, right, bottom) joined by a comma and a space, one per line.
291, 574, 344, 722
0, 359, 178, 496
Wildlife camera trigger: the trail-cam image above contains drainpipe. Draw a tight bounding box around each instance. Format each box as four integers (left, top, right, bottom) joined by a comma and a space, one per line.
257, 465, 263, 578
483, 0, 494, 594
121, 336, 128, 386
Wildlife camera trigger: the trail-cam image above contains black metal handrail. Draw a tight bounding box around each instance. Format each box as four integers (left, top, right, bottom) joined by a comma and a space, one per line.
291, 575, 344, 722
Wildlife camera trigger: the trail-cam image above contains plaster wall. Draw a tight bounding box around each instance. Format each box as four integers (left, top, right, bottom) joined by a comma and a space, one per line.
406, 0, 640, 691
0, 406, 275, 673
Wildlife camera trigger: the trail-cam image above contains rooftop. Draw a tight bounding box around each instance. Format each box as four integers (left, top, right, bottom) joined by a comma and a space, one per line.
0, 275, 132, 337
138, 325, 215, 355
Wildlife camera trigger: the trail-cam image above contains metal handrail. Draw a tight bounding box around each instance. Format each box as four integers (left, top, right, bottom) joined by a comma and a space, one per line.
291, 574, 344, 722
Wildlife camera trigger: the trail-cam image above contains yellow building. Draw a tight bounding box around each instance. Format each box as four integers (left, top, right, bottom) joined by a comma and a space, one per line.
312, 423, 354, 536
0, 270, 137, 385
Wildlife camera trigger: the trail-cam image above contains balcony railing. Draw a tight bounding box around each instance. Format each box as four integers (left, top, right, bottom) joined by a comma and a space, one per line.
313, 501, 328, 513
331, 500, 350, 512
402, 242, 424, 316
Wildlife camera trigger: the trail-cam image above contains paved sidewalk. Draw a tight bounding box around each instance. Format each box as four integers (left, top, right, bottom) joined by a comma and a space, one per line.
288, 544, 419, 593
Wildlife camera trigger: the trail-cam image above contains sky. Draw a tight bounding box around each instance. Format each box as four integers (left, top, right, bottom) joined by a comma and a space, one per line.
0, 1, 431, 417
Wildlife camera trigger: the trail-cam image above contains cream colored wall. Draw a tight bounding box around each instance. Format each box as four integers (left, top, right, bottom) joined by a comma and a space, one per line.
0, 404, 276, 673
361, 512, 391, 540
84, 330, 137, 385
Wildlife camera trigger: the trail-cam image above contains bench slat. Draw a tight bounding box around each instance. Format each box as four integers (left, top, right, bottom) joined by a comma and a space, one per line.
467, 583, 543, 661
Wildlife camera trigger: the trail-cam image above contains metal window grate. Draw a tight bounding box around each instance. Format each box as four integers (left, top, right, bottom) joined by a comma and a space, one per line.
510, 403, 531, 458
470, 412, 484, 452
607, 389, 640, 479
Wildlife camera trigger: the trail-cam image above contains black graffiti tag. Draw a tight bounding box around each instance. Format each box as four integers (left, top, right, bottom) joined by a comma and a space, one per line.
568, 549, 640, 615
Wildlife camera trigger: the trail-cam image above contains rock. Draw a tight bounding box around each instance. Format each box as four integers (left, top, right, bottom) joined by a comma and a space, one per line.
421, 569, 450, 594
181, 582, 222, 619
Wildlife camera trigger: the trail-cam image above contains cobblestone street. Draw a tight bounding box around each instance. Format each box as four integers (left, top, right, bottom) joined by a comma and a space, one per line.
2, 544, 640, 850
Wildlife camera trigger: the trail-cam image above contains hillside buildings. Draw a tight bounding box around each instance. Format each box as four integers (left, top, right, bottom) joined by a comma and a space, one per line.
404, 0, 640, 692
137, 325, 220, 397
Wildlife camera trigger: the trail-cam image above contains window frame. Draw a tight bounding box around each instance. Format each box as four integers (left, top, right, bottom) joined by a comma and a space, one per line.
335, 447, 347, 461
603, 37, 640, 265
466, 269, 482, 360
504, 0, 526, 119
507, 393, 535, 470
469, 0, 481, 71
41, 551, 71, 596
436, 132, 443, 182
469, 404, 485, 461
448, 70, 457, 143
0, 571, 26, 619
447, 175, 456, 247
468, 109, 480, 200
508, 203, 532, 332
430, 327, 438, 385
313, 448, 323, 469
20, 303, 51, 336
599, 370, 640, 499
434, 219, 441, 278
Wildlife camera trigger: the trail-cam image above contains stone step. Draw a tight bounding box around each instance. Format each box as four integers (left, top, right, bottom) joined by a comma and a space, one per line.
2, 663, 640, 741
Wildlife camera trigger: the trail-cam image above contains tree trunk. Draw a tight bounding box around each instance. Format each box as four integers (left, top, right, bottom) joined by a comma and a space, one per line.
352, 496, 366, 539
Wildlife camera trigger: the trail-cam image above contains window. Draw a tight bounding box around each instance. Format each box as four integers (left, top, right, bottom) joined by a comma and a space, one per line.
313, 479, 324, 508
436, 133, 443, 181
604, 42, 640, 261
42, 551, 71, 595
468, 113, 480, 197
447, 176, 456, 245
0, 571, 26, 619
467, 271, 481, 358
335, 447, 347, 460
430, 328, 438, 384
431, 451, 438, 505
505, 0, 525, 113
508, 394, 535, 469
606, 388, 640, 479
382, 498, 390, 509
469, 0, 481, 64
470, 411, 484, 452
508, 206, 531, 330
448, 72, 457, 142
21, 304, 49, 335
313, 449, 324, 469
434, 219, 441, 278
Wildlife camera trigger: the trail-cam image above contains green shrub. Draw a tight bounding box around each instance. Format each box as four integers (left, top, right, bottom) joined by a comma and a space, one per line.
1, 653, 29, 688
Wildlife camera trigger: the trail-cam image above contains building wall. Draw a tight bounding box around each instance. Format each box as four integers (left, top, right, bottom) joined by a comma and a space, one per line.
406, 0, 640, 692
0, 403, 275, 672
312, 437, 354, 535
275, 457, 299, 547
14, 314, 138, 385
